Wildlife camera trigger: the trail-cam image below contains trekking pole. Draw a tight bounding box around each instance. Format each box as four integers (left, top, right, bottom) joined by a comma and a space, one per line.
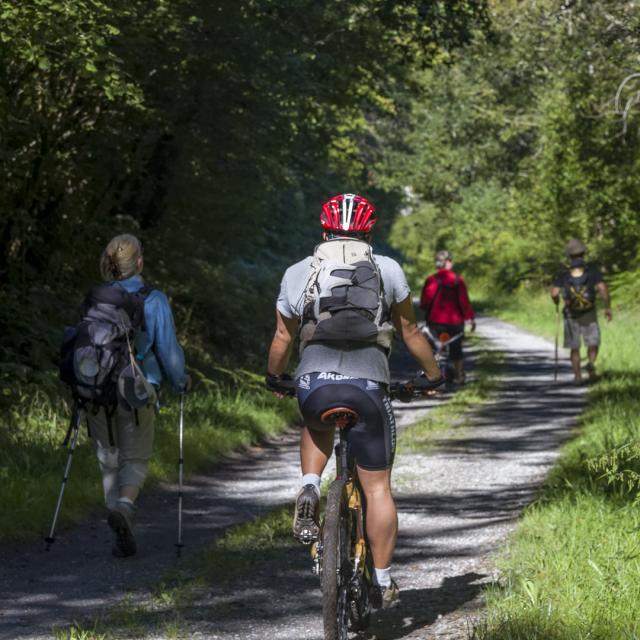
45, 404, 83, 550
554, 301, 560, 381
175, 393, 185, 558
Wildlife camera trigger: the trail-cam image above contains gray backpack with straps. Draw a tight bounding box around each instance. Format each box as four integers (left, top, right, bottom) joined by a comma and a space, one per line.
299, 239, 394, 352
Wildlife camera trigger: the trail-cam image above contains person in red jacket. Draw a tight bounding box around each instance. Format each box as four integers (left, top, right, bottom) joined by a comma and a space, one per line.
420, 250, 475, 383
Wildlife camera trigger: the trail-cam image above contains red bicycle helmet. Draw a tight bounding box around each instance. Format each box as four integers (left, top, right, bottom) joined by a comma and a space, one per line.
320, 193, 377, 234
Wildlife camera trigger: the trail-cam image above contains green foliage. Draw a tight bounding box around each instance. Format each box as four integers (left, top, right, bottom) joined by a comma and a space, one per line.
475, 285, 640, 639
385, 0, 640, 291
0, 0, 489, 380
0, 381, 297, 542
587, 442, 640, 505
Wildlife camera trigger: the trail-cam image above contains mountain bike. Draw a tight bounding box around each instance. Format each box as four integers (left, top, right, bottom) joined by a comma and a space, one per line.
422, 325, 463, 388
306, 378, 442, 640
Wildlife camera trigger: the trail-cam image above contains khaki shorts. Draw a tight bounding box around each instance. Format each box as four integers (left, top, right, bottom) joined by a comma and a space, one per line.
564, 309, 600, 350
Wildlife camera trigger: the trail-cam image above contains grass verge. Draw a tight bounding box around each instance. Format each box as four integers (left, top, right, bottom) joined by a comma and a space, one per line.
1, 375, 298, 543
399, 340, 503, 453
471, 290, 640, 639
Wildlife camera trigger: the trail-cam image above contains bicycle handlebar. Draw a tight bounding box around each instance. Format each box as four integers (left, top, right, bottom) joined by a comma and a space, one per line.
266, 372, 446, 400
389, 373, 446, 401
265, 373, 297, 397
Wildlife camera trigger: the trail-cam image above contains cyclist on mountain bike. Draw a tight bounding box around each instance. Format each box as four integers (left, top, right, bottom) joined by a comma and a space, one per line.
266, 193, 443, 609
420, 250, 475, 384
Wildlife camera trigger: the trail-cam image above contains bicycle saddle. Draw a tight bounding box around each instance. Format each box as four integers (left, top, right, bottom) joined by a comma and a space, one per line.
320, 407, 359, 429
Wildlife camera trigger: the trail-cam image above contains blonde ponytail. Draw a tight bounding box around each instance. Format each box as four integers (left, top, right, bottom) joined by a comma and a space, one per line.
100, 234, 143, 281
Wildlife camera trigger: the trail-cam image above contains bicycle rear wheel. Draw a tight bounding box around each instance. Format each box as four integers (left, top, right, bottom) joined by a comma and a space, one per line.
321, 479, 350, 640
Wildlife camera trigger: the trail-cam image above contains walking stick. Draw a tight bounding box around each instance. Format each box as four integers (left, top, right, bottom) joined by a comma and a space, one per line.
45, 403, 84, 550
554, 301, 560, 381
175, 393, 185, 558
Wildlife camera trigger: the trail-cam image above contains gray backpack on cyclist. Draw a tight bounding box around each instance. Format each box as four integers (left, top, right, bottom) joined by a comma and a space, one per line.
299, 238, 394, 352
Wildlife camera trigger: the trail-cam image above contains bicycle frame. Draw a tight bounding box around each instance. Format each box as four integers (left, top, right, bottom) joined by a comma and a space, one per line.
422, 325, 463, 356
336, 432, 368, 581
312, 422, 373, 638
422, 326, 463, 386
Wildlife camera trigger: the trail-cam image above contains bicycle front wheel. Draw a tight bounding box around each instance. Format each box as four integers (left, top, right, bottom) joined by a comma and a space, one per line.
321, 479, 350, 640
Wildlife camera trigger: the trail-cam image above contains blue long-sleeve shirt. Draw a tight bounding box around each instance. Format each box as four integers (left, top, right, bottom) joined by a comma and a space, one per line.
112, 275, 187, 392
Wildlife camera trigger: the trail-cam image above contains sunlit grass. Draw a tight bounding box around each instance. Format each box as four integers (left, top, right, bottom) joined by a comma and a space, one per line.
473, 290, 640, 639
399, 341, 504, 452
0, 383, 298, 543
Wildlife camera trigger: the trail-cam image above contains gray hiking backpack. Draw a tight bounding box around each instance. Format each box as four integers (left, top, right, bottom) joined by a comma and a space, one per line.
299, 238, 394, 352
59, 284, 153, 409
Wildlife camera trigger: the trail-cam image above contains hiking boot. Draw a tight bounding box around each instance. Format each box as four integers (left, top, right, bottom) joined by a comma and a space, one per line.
108, 500, 137, 558
371, 579, 400, 610
292, 484, 319, 544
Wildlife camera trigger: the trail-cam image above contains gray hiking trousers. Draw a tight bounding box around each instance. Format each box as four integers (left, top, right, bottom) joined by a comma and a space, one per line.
87, 404, 155, 509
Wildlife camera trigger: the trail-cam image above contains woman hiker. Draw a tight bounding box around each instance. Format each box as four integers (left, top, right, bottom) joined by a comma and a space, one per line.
88, 233, 190, 557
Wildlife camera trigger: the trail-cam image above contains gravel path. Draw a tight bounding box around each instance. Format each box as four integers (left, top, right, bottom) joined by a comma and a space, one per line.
0, 317, 585, 639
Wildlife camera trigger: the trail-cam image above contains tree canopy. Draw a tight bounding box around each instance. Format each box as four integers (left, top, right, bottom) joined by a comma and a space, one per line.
384, 0, 640, 290
0, 0, 488, 394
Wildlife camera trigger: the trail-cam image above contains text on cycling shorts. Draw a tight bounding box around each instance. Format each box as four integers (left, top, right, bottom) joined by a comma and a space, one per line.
297, 372, 396, 471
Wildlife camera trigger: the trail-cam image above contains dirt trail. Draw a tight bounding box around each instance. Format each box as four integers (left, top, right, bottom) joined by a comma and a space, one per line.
0, 317, 585, 639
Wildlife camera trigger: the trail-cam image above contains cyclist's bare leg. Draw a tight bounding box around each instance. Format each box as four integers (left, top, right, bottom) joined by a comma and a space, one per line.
300, 425, 335, 475
570, 348, 582, 381
357, 466, 397, 569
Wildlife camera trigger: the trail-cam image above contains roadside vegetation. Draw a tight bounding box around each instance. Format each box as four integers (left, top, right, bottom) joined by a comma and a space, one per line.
1, 379, 298, 543
471, 275, 640, 639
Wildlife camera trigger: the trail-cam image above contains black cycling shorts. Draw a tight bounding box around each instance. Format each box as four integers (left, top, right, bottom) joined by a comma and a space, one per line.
296, 372, 396, 471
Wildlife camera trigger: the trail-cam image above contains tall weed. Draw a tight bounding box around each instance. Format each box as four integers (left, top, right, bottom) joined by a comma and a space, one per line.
0, 378, 297, 543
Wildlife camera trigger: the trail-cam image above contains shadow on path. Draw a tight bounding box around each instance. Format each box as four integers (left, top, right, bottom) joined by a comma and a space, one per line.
363, 573, 490, 640
0, 317, 588, 640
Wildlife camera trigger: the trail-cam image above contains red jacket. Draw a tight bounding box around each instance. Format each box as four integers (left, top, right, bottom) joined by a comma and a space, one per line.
420, 269, 474, 324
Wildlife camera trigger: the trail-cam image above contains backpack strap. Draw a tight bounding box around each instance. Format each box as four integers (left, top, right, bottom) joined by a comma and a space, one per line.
453, 273, 463, 315
137, 284, 155, 298
425, 273, 462, 321
425, 274, 444, 322
133, 285, 154, 332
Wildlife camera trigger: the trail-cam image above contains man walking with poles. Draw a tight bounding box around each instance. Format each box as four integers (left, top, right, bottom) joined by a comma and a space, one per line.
550, 239, 612, 385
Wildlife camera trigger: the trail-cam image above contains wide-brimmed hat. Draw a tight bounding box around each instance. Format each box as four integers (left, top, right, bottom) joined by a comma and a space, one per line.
565, 238, 586, 257
118, 361, 157, 410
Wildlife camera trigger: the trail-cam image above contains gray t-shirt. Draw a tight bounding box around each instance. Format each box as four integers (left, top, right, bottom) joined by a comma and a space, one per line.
277, 252, 411, 384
